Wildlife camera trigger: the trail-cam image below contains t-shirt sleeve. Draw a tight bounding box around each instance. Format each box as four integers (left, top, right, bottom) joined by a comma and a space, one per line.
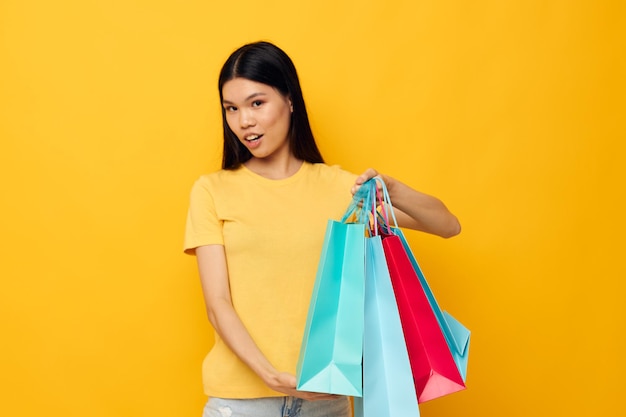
183, 176, 224, 255
336, 166, 358, 189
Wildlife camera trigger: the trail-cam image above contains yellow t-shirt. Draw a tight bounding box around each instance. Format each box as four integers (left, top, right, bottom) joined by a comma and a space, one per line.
184, 162, 357, 398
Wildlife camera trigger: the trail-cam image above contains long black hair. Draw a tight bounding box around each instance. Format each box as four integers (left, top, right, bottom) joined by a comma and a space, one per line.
218, 41, 324, 169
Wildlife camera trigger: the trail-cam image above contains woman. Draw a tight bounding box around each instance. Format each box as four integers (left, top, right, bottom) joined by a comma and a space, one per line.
184, 41, 460, 417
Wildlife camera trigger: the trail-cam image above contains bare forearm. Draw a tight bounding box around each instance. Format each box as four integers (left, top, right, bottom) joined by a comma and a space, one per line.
205, 296, 336, 400
196, 245, 279, 385
206, 299, 277, 383
382, 175, 461, 238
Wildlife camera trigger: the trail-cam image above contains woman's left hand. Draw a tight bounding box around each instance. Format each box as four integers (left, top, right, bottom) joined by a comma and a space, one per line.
351, 168, 382, 195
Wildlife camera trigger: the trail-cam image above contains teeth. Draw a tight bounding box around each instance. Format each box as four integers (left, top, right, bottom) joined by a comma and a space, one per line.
245, 135, 260, 141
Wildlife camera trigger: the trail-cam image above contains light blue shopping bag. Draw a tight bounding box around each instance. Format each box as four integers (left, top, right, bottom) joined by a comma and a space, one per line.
354, 234, 420, 417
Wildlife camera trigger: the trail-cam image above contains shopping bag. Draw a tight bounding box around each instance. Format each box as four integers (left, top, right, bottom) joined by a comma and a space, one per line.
391, 226, 470, 381
295, 218, 366, 397
382, 233, 466, 402
372, 177, 470, 387
354, 234, 420, 417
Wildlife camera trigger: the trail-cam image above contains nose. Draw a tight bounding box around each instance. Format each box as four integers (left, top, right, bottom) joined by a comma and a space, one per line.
239, 109, 255, 129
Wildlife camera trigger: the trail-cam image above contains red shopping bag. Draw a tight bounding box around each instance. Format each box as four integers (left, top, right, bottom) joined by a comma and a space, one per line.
382, 234, 466, 403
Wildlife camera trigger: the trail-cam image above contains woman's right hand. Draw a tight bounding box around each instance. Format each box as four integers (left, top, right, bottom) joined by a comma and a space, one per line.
265, 371, 340, 401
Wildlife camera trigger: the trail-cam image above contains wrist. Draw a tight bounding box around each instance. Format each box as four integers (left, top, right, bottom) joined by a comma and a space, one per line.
258, 364, 280, 387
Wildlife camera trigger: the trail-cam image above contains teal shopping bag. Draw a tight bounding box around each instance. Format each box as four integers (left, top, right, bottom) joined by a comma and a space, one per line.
295, 219, 366, 397
354, 235, 420, 417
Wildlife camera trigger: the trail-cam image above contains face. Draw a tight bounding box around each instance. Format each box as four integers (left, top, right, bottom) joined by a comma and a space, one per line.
222, 78, 293, 161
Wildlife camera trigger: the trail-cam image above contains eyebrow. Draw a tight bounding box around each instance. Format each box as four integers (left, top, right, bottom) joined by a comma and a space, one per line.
222, 92, 267, 105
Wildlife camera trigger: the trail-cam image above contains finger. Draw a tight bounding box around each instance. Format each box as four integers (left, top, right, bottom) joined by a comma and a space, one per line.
316, 393, 339, 399
298, 392, 340, 401
356, 169, 376, 183
364, 168, 378, 181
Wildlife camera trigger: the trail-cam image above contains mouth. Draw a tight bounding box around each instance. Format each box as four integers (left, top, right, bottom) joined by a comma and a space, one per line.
244, 134, 263, 142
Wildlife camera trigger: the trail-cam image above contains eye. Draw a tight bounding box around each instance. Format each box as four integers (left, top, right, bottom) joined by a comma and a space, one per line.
252, 100, 263, 107
224, 105, 237, 112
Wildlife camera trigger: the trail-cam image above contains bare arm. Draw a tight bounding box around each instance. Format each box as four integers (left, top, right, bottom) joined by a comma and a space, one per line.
195, 245, 337, 400
352, 169, 461, 238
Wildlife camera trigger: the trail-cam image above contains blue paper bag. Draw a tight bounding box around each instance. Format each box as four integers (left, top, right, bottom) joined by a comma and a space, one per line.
295, 219, 365, 397
354, 235, 420, 417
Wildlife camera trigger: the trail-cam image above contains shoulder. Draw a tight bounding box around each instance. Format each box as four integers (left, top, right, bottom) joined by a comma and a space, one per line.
192, 168, 246, 189
306, 163, 358, 184
189, 168, 248, 203
300, 164, 358, 201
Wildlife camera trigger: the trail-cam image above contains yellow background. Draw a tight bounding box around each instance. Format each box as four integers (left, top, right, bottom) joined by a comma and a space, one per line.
1, 1, 624, 416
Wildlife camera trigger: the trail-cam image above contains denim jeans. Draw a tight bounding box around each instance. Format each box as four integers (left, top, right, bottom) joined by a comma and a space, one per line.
202, 396, 351, 417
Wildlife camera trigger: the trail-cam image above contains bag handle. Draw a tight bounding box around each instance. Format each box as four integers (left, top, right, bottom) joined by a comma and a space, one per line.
340, 180, 375, 227
372, 177, 398, 235
341, 177, 399, 236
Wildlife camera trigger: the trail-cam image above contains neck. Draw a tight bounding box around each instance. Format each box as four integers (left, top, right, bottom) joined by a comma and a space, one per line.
244, 155, 304, 180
